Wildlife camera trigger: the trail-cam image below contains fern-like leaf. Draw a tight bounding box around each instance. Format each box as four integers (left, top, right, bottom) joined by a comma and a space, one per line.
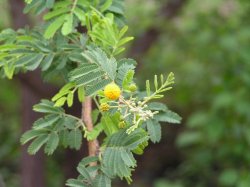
69, 47, 116, 95
102, 129, 149, 178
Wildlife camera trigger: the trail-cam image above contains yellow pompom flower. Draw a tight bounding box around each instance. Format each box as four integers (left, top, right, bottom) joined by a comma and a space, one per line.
100, 103, 110, 112
118, 121, 126, 129
104, 83, 121, 100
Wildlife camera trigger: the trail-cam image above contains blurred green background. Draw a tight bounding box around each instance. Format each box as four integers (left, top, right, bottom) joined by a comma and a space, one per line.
1, 0, 250, 186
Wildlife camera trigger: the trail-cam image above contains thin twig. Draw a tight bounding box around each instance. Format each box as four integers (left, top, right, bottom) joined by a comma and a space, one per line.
81, 96, 99, 166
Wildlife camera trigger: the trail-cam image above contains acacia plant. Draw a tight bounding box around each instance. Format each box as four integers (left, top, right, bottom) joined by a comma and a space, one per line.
0, 0, 181, 186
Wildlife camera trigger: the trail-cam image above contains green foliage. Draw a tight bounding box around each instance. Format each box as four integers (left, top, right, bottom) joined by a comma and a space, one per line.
66, 156, 114, 187
85, 123, 103, 141
0, 28, 86, 80
0, 29, 51, 78
24, 0, 127, 39
130, 0, 250, 186
115, 58, 136, 90
86, 11, 134, 55
52, 82, 77, 107
145, 73, 175, 100
146, 120, 161, 143
100, 114, 120, 136
68, 47, 118, 96
24, 0, 33, 4
174, 3, 250, 186
66, 129, 149, 186
155, 110, 182, 124
102, 129, 148, 179
145, 102, 181, 143
0, 0, 180, 186
20, 100, 84, 155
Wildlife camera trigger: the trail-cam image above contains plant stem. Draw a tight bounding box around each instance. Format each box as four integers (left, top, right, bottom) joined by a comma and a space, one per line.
82, 96, 99, 166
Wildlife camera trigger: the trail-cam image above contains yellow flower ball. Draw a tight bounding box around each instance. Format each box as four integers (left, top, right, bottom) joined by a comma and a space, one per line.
118, 121, 126, 129
104, 83, 121, 100
100, 103, 110, 112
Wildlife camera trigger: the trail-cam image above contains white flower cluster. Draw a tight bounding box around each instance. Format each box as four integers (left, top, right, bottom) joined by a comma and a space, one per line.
118, 97, 158, 134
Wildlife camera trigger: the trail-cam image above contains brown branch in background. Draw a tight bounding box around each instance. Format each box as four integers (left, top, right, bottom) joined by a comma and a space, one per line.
9, 0, 30, 28
18, 72, 58, 98
82, 97, 99, 165
8, 1, 46, 187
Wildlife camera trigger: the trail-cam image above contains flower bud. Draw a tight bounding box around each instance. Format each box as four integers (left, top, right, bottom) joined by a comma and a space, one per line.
128, 84, 137, 92
100, 103, 110, 112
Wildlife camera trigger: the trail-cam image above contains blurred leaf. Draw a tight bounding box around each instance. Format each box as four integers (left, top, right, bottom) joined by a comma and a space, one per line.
219, 169, 238, 186
176, 131, 202, 147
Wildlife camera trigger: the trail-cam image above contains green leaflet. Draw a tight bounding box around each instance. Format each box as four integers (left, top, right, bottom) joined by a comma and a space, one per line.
93, 173, 111, 187
147, 102, 168, 112
44, 15, 66, 39
46, 0, 55, 8
77, 86, 85, 102
102, 129, 149, 178
67, 92, 74, 107
77, 164, 93, 182
28, 134, 49, 155
62, 14, 74, 36
66, 156, 101, 187
33, 99, 64, 114
69, 64, 99, 80
144, 72, 175, 101
80, 156, 99, 166
52, 82, 75, 101
43, 7, 70, 20
66, 179, 87, 187
26, 53, 45, 70
21, 100, 85, 155
122, 70, 134, 89
108, 0, 125, 15
101, 114, 120, 136
100, 0, 113, 12
0, 29, 65, 78
54, 97, 67, 107
59, 130, 70, 148
82, 47, 117, 80
132, 141, 148, 155
67, 129, 82, 150
14, 54, 38, 67
116, 59, 136, 88
73, 7, 86, 23
85, 79, 111, 96
75, 71, 105, 85
25, 0, 33, 4
24, 0, 56, 14
3, 63, 15, 79
40, 53, 54, 71
20, 129, 47, 145
52, 82, 78, 107
69, 47, 116, 95
62, 116, 78, 130
33, 114, 60, 130
87, 12, 133, 56
146, 120, 162, 143
44, 132, 59, 155
146, 80, 151, 97
155, 110, 182, 124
